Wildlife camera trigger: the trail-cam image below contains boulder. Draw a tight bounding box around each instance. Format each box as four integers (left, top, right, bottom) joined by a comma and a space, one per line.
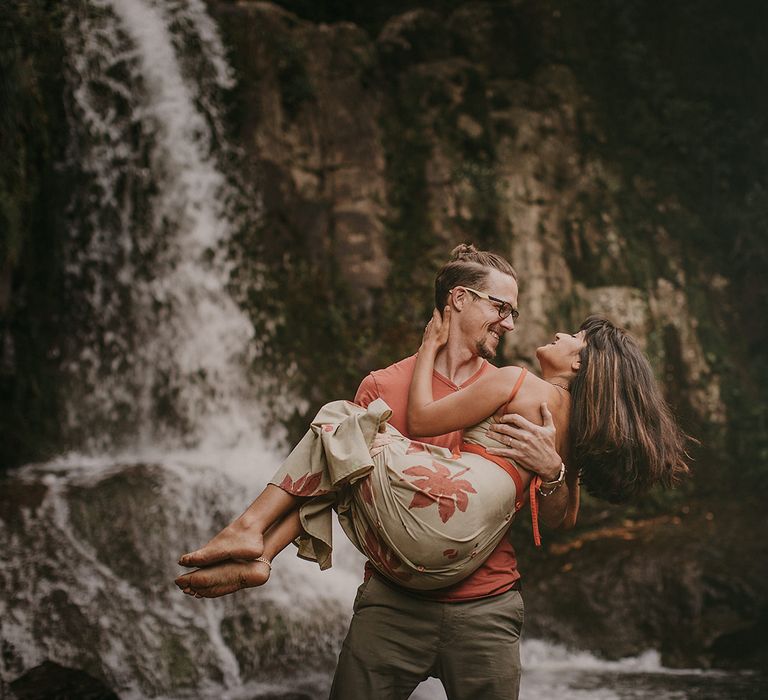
9, 661, 118, 700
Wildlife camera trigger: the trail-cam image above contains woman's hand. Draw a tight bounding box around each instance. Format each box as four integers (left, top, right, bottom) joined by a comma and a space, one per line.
421, 307, 451, 352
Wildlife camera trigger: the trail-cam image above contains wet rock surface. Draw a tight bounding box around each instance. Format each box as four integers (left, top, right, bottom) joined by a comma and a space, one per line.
8, 661, 119, 700
516, 499, 768, 670
0, 464, 350, 697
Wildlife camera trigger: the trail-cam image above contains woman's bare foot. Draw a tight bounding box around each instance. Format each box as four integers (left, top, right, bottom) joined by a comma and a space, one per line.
178, 524, 264, 568
174, 559, 271, 598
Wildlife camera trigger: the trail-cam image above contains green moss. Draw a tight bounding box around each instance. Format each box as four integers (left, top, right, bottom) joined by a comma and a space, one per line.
376, 68, 437, 362
159, 632, 201, 686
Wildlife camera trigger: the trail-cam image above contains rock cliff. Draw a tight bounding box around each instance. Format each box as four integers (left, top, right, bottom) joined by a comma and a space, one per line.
209, 1, 759, 479
204, 0, 768, 668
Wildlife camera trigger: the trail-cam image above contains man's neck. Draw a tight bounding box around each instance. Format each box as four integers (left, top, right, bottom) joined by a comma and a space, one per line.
433, 343, 486, 387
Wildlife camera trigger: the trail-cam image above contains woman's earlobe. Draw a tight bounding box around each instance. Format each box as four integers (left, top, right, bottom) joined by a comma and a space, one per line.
571, 359, 581, 372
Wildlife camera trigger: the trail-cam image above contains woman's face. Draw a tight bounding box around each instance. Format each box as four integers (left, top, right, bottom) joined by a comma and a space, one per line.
536, 331, 587, 374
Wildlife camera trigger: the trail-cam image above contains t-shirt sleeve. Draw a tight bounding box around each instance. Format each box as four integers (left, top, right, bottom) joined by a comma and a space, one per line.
354, 373, 379, 408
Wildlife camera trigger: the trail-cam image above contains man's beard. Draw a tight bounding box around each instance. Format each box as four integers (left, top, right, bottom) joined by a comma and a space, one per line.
475, 338, 497, 360
475, 325, 504, 360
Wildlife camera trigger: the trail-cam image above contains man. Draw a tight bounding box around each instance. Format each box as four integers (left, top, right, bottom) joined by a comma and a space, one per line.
329, 244, 568, 700
176, 244, 569, 699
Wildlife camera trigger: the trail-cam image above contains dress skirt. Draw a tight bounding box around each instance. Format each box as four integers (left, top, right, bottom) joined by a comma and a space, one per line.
269, 398, 524, 590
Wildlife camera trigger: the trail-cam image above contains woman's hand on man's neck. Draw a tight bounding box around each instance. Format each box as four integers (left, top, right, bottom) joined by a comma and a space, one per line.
433, 344, 488, 387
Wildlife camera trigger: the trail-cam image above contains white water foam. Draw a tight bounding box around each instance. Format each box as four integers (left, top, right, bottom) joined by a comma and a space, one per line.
62, 0, 265, 452
407, 639, 728, 700
0, 2, 365, 696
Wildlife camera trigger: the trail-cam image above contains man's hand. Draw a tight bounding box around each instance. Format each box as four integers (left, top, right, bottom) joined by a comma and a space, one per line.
485, 402, 562, 481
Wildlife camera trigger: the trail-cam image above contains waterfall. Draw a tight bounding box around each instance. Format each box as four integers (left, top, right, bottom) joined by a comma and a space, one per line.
60, 0, 262, 452
0, 2, 364, 698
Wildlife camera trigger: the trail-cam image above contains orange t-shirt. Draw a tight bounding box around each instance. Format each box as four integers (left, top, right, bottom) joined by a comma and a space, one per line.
354, 355, 521, 601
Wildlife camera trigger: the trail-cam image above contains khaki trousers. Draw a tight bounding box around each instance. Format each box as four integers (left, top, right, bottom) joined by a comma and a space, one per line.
329, 576, 524, 700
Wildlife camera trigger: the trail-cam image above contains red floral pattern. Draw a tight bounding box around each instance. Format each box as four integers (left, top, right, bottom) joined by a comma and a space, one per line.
359, 475, 374, 505
443, 548, 459, 559
363, 527, 412, 582
406, 441, 428, 454
403, 460, 477, 523
278, 471, 325, 497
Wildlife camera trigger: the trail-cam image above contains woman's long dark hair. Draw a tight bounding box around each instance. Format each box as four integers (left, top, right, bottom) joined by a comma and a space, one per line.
569, 316, 690, 503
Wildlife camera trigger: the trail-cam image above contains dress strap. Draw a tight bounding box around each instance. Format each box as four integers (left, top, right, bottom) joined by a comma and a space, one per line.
529, 477, 543, 548
507, 368, 528, 404
463, 441, 543, 548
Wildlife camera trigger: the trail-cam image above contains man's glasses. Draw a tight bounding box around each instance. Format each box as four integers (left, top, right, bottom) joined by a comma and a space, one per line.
458, 286, 519, 322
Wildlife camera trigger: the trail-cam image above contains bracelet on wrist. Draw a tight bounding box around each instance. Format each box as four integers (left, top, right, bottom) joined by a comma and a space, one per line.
537, 462, 566, 497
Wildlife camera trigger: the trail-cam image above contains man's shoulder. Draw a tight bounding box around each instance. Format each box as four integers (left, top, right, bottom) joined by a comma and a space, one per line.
369, 354, 418, 382
355, 355, 417, 405
365, 354, 495, 391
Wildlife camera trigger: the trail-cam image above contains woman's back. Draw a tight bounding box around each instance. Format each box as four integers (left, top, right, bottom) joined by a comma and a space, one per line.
462, 366, 571, 458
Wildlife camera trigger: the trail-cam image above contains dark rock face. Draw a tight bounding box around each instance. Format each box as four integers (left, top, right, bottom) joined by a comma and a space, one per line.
9, 661, 119, 700
208, 0, 749, 470
213, 1, 390, 295
0, 2, 71, 469
517, 500, 768, 670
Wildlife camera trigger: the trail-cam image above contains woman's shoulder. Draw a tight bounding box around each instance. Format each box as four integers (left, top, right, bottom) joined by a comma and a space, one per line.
493, 365, 535, 402
496, 365, 525, 380
501, 367, 564, 405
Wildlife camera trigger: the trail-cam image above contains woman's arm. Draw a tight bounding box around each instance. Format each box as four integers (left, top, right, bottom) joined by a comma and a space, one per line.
407, 309, 524, 436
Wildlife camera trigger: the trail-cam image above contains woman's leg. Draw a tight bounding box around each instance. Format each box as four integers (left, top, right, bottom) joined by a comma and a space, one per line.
178, 484, 299, 567
174, 510, 303, 597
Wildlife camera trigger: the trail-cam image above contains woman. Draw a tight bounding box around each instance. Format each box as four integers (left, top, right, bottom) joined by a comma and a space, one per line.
176, 311, 688, 595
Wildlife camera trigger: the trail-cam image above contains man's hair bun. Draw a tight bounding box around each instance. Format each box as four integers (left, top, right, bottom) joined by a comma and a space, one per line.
450, 243, 480, 261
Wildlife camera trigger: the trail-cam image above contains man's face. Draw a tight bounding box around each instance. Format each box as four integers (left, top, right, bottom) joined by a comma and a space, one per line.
458, 269, 519, 360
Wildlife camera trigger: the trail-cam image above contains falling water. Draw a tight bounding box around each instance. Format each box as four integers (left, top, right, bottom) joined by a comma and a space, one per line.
60, 0, 261, 452
1, 1, 364, 698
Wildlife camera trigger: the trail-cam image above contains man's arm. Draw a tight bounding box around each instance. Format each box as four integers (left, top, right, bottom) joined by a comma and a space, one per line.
486, 403, 574, 529
535, 479, 570, 530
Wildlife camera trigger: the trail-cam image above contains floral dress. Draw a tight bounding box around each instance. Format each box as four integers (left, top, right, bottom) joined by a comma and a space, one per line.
269, 371, 529, 590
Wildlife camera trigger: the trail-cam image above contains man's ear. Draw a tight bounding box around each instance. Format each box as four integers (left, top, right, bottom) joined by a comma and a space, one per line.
450, 287, 467, 311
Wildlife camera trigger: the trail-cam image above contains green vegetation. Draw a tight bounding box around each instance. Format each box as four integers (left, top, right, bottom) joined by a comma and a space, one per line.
256, 0, 767, 488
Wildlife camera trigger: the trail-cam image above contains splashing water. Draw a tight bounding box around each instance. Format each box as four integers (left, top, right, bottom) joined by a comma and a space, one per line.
1, 1, 363, 697
60, 0, 263, 452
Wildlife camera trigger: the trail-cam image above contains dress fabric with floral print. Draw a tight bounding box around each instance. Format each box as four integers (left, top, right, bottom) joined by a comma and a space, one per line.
269, 398, 521, 590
